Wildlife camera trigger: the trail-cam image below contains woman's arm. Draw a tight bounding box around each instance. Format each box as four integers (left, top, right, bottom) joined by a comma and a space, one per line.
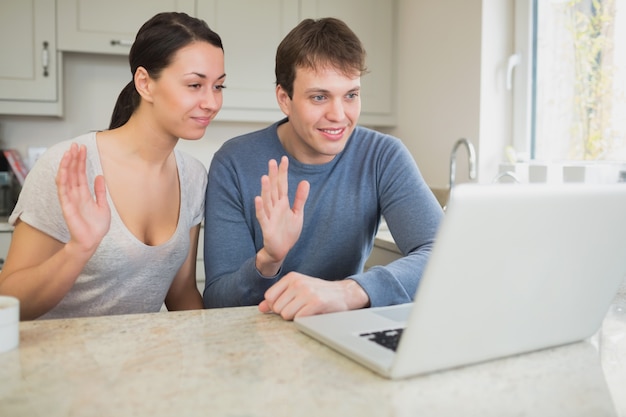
0, 221, 93, 320
164, 224, 203, 311
0, 143, 110, 320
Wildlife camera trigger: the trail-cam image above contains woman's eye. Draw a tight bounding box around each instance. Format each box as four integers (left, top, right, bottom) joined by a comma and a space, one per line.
215, 84, 226, 91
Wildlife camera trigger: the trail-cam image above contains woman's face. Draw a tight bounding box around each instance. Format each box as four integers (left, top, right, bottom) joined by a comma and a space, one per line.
148, 41, 226, 140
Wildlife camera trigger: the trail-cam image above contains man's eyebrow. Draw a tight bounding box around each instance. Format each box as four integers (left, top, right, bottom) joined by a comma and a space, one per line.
304, 87, 330, 94
304, 86, 361, 94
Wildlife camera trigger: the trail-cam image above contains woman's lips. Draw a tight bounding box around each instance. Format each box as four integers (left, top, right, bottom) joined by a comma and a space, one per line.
193, 117, 212, 127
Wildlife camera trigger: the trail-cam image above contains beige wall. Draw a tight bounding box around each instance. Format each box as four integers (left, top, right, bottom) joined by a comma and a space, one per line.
390, 0, 514, 188
0, 1, 514, 187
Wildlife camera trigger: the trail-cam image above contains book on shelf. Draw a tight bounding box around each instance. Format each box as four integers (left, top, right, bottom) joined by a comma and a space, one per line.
2, 149, 30, 186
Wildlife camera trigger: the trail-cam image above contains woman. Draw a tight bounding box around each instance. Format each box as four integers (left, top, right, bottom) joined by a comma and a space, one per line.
0, 12, 225, 320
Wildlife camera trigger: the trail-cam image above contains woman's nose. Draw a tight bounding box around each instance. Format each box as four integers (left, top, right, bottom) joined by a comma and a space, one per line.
201, 90, 222, 112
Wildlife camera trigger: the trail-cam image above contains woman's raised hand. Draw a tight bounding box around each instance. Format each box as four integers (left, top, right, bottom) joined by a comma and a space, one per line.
56, 143, 111, 254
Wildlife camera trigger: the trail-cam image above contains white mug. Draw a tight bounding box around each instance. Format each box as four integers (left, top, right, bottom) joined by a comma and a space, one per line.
0, 295, 19, 353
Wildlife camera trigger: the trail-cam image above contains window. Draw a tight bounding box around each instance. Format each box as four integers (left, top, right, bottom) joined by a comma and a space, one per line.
513, 0, 626, 163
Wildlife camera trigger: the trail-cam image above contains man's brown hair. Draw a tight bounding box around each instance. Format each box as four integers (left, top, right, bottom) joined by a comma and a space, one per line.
275, 17, 368, 98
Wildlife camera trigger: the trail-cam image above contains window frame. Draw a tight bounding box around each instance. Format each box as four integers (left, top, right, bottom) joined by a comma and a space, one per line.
511, 0, 536, 161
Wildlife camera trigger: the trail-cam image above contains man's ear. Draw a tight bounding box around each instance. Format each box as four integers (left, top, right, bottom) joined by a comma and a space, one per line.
134, 67, 154, 103
276, 84, 291, 116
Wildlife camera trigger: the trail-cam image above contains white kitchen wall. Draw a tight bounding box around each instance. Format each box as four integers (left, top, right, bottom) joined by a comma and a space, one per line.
0, 0, 514, 185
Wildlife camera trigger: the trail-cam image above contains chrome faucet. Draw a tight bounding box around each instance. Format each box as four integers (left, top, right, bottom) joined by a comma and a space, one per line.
492, 171, 521, 184
449, 138, 477, 190
445, 138, 477, 211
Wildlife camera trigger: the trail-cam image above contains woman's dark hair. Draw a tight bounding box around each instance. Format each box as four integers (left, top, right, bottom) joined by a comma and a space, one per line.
275, 17, 367, 99
109, 12, 223, 129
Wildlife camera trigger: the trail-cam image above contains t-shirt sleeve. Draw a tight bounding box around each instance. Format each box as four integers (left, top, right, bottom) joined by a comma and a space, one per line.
179, 150, 208, 227
9, 144, 70, 243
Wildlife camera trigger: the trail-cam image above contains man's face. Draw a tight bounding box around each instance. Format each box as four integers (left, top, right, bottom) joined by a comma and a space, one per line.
276, 65, 361, 165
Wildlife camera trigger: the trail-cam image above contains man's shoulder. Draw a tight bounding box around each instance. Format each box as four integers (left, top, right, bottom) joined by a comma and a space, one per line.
349, 125, 406, 153
211, 121, 281, 172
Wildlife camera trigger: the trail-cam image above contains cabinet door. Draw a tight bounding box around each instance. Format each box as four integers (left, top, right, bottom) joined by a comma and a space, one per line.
57, 0, 196, 55
300, 0, 396, 125
0, 0, 58, 104
196, 0, 298, 122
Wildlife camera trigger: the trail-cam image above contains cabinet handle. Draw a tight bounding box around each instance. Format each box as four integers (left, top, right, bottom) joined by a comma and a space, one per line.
42, 41, 49, 77
110, 39, 133, 47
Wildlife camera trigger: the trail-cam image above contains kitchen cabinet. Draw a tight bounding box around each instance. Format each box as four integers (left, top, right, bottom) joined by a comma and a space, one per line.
197, 0, 299, 122
197, 0, 396, 126
0, 0, 62, 116
57, 0, 196, 55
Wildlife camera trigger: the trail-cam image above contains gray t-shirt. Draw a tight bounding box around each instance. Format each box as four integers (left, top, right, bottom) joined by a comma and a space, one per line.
9, 132, 207, 319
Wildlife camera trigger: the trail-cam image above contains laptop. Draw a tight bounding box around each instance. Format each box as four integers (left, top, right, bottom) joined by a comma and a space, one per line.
294, 183, 626, 379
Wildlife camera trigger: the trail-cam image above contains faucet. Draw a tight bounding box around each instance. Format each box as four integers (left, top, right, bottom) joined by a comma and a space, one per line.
444, 138, 477, 211
492, 171, 521, 184
449, 138, 477, 190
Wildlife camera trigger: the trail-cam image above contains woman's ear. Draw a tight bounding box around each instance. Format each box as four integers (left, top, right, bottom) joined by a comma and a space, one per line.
276, 84, 291, 117
134, 67, 154, 103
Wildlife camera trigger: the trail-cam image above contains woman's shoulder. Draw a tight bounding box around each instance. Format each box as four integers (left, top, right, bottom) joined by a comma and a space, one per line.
174, 149, 207, 177
36, 132, 98, 166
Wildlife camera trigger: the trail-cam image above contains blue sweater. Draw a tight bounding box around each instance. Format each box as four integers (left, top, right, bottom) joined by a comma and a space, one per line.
203, 119, 443, 308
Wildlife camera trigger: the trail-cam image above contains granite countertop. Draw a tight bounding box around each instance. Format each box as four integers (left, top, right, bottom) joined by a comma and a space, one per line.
1, 283, 625, 417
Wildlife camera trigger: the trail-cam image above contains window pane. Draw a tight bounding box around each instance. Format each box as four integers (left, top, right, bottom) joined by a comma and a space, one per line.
534, 0, 626, 161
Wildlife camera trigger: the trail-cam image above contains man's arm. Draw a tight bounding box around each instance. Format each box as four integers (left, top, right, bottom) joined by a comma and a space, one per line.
348, 140, 443, 307
257, 272, 370, 320
203, 155, 308, 308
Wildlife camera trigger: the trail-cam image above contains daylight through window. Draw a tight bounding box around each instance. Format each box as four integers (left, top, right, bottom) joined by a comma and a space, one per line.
531, 0, 626, 162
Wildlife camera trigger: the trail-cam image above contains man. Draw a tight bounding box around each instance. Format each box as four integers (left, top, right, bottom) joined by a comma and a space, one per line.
203, 17, 443, 320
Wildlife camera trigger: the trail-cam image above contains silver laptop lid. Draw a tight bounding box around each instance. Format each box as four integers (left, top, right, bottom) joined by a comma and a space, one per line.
391, 183, 626, 378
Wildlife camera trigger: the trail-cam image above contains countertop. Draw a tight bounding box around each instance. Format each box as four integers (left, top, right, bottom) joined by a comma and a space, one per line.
1, 282, 625, 417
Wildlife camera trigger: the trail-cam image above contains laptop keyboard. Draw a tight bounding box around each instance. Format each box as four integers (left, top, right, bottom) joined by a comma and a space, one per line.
360, 328, 404, 352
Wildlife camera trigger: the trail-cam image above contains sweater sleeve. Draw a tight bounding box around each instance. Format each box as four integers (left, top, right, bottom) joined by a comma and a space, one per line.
202, 153, 278, 307
348, 139, 443, 307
